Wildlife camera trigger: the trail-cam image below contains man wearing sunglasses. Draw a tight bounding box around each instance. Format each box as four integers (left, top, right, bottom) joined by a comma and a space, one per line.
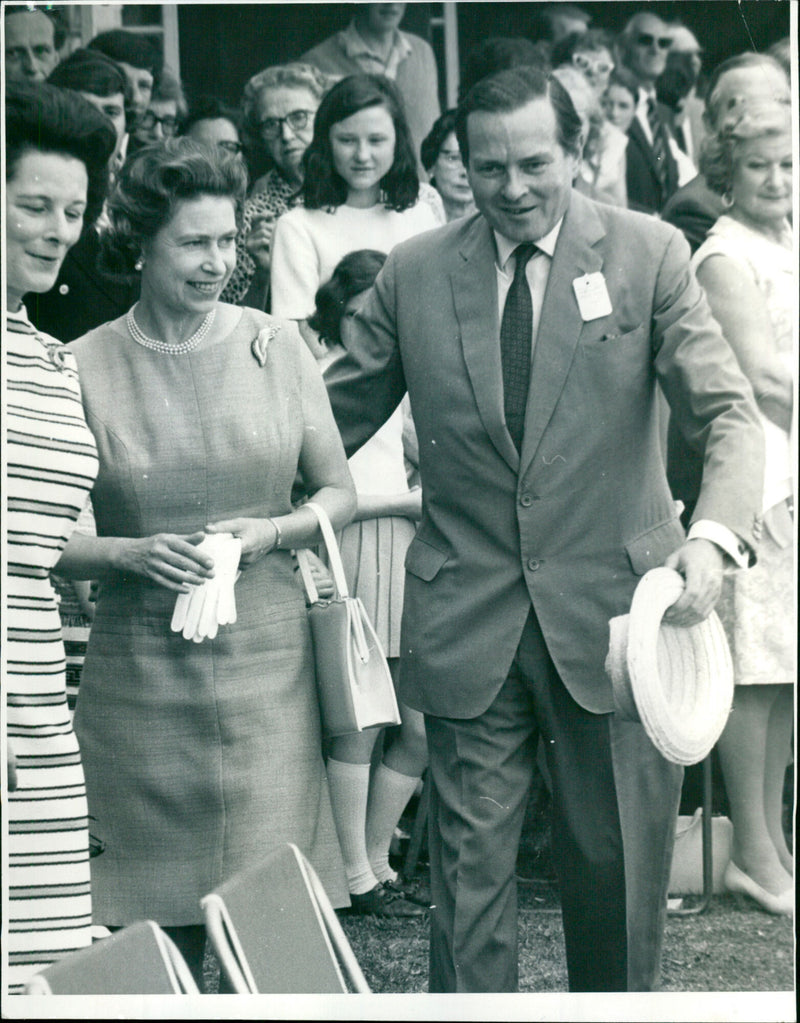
618, 11, 680, 214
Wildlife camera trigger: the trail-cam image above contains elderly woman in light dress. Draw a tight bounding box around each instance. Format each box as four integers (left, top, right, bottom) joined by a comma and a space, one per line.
693, 99, 793, 916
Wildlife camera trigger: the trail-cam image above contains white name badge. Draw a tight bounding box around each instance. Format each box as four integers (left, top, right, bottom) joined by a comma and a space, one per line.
572, 272, 612, 321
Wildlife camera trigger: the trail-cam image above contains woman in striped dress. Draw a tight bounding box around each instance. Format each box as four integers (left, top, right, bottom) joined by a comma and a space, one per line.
4, 82, 116, 995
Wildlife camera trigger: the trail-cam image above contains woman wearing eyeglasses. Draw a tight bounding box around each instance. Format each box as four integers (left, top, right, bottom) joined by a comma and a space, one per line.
129, 68, 186, 154
552, 31, 628, 208
420, 109, 476, 223
182, 95, 244, 161
551, 29, 617, 101
220, 63, 330, 310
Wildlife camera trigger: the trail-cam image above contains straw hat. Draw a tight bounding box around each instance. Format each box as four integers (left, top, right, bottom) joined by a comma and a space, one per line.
605, 567, 734, 766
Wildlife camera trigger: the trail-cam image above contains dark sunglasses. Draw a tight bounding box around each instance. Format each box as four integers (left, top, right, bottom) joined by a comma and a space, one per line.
636, 33, 672, 50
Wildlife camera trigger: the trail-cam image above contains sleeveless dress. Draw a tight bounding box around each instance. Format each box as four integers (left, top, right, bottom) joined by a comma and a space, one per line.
692, 215, 795, 686
68, 306, 349, 923
5, 308, 98, 994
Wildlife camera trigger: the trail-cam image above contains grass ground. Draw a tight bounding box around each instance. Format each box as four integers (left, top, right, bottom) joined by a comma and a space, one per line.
336, 881, 795, 994
204, 774, 795, 999
203, 852, 794, 998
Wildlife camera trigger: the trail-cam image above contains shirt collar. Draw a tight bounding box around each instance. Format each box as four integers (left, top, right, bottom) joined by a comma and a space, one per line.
340, 21, 412, 63
637, 85, 657, 107
494, 217, 564, 273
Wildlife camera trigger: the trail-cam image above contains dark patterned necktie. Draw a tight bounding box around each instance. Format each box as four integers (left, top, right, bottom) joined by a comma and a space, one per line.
500, 243, 537, 452
647, 96, 671, 192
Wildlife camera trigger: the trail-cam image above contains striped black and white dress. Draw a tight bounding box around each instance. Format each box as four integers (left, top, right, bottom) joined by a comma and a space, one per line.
5, 307, 98, 994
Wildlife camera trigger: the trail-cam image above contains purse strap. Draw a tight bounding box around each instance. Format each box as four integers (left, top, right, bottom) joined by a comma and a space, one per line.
296, 502, 351, 603
296, 504, 375, 665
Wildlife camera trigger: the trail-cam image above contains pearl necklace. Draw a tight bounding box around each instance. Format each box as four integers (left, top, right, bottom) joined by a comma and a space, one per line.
126, 307, 216, 355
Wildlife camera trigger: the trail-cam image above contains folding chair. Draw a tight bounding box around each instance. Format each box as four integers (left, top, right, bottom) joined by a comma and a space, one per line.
24, 919, 199, 994
201, 843, 370, 994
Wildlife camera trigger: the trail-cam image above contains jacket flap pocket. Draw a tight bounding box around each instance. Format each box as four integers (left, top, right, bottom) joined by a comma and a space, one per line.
405, 536, 448, 582
625, 518, 686, 575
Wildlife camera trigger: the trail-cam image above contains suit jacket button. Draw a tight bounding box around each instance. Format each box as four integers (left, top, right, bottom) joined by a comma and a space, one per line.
59, 283, 69, 295
527, 558, 541, 571
520, 494, 533, 507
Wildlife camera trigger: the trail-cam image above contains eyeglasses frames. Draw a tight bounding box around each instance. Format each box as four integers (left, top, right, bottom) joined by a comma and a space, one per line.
217, 140, 243, 154
258, 109, 314, 140
139, 110, 179, 135
572, 52, 615, 75
636, 33, 673, 50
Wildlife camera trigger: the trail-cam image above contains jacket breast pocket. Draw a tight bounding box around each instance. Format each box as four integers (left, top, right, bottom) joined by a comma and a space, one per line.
582, 322, 645, 350
625, 518, 686, 575
405, 536, 449, 582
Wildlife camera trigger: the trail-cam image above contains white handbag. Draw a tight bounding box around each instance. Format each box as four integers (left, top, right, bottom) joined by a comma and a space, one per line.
296, 502, 401, 736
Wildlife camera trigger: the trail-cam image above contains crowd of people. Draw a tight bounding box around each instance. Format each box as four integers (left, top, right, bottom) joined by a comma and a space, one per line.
3, 1, 794, 998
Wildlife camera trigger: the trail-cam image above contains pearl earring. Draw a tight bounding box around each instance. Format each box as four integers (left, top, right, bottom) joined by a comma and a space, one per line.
135, 257, 145, 271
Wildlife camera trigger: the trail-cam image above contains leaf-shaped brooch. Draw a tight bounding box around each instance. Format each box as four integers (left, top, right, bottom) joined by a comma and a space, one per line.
251, 323, 281, 367
44, 343, 71, 373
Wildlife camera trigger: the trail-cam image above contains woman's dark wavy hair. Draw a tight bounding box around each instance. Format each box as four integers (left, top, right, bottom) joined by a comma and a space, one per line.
307, 249, 386, 345
182, 95, 243, 137
100, 137, 248, 277
5, 80, 117, 228
420, 108, 459, 175
301, 74, 419, 212
48, 47, 132, 108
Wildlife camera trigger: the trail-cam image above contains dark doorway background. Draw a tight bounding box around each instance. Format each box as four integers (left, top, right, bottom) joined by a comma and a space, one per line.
178, 2, 790, 110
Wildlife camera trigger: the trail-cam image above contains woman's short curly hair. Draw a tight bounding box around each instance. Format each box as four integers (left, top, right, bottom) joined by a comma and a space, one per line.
101, 137, 248, 276
302, 73, 419, 212
700, 100, 791, 196
5, 80, 117, 228
240, 62, 331, 153
307, 249, 386, 345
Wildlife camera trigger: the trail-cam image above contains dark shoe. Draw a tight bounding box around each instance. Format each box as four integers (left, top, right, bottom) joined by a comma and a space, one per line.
382, 877, 432, 907
346, 882, 427, 917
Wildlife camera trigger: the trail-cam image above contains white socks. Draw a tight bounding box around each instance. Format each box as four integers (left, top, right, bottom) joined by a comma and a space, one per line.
326, 758, 378, 896
366, 761, 421, 884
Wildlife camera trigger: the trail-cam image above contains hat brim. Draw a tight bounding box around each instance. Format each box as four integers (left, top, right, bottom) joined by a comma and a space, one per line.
607, 567, 734, 765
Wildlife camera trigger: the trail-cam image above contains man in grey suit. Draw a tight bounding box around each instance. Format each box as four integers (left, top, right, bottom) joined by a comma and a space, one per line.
324, 67, 764, 993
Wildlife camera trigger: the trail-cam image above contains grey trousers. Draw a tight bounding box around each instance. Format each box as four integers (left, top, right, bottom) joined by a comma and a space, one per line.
426, 608, 683, 993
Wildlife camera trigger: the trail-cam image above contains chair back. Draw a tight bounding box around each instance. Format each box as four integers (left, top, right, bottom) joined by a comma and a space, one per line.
24, 919, 199, 994
201, 843, 369, 993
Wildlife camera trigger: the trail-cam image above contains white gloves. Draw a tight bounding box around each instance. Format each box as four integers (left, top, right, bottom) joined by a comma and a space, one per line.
170, 533, 242, 642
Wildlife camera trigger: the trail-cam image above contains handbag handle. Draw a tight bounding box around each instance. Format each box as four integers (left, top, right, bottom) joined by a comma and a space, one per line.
295, 504, 372, 664
296, 502, 350, 603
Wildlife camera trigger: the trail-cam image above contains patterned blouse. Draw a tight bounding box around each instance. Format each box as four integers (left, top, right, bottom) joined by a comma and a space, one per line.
221, 169, 299, 306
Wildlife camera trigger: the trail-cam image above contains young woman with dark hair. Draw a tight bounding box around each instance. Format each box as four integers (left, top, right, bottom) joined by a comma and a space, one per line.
270, 73, 441, 353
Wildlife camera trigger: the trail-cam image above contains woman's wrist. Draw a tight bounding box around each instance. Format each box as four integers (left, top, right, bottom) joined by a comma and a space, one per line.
266, 517, 282, 553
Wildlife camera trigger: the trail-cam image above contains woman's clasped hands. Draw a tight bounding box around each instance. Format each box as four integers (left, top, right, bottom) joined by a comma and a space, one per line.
169, 532, 242, 643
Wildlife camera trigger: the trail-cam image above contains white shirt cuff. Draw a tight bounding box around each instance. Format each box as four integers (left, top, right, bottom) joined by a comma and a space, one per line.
687, 519, 751, 570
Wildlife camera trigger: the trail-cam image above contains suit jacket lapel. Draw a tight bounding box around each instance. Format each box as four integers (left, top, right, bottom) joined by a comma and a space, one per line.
519, 191, 605, 479
451, 217, 520, 472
